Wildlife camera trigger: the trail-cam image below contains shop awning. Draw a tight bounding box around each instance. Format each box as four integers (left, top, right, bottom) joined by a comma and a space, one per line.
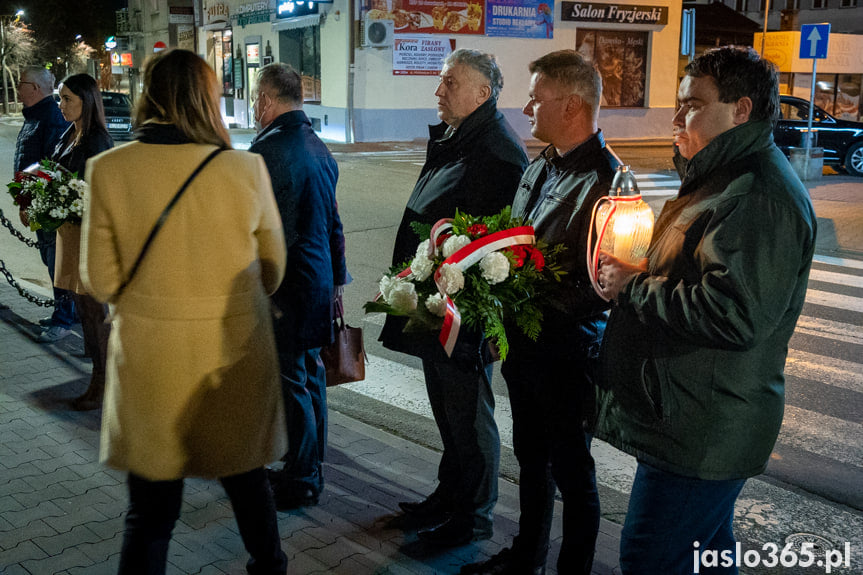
272, 14, 320, 30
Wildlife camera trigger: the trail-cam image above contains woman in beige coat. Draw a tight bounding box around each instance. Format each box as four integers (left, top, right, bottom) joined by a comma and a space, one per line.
80, 50, 289, 574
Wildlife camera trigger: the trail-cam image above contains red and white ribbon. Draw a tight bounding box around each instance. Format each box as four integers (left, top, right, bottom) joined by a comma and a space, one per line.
433, 224, 535, 356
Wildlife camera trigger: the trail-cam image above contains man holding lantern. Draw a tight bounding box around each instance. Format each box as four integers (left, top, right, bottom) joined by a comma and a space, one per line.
596, 46, 816, 574
462, 50, 618, 575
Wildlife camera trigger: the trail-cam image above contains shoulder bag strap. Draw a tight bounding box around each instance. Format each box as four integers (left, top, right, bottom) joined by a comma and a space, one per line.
109, 147, 224, 303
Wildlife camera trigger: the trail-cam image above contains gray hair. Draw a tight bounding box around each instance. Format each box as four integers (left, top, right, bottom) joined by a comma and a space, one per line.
444, 49, 503, 102
257, 62, 302, 106
529, 50, 602, 121
22, 66, 55, 96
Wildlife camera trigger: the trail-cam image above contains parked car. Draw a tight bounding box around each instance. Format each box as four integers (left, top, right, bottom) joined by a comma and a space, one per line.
101, 91, 133, 141
774, 95, 863, 177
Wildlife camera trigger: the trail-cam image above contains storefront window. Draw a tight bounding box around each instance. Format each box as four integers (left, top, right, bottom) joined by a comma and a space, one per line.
208, 29, 235, 96
576, 29, 648, 108
279, 26, 321, 102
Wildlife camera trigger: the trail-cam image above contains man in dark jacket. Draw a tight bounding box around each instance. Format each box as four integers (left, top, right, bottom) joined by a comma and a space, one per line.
596, 47, 816, 574
15, 66, 73, 342
462, 50, 617, 575
250, 63, 348, 509
381, 49, 528, 547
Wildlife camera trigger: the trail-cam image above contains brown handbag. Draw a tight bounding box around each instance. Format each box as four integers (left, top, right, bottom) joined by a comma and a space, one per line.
321, 299, 366, 386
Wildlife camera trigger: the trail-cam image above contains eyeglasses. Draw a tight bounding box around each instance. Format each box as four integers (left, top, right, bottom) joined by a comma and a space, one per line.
525, 94, 570, 108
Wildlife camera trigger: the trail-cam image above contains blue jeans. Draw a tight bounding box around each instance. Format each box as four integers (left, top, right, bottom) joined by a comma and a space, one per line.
422, 359, 499, 530
620, 462, 746, 575
36, 229, 76, 328
279, 347, 327, 493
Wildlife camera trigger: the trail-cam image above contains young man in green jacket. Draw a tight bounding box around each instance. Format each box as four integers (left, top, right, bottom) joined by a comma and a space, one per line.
596, 46, 816, 574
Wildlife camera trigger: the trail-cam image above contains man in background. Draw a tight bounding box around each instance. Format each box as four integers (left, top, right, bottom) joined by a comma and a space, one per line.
462, 50, 617, 575
15, 65, 73, 342
596, 46, 816, 574
250, 62, 348, 510
381, 48, 528, 547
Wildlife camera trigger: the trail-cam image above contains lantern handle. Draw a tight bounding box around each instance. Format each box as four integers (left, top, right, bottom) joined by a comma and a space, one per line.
586, 195, 614, 301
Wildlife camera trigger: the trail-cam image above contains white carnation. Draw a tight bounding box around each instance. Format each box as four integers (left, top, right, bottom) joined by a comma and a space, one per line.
479, 251, 510, 285
388, 281, 418, 312
437, 264, 464, 295
410, 240, 435, 281
442, 234, 472, 259
425, 293, 447, 317
379, 275, 401, 303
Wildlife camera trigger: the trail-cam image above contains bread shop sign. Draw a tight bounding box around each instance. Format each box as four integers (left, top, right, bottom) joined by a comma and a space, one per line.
561, 2, 667, 25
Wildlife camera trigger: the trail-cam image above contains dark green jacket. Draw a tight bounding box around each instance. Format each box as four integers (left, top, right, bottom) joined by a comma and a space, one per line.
596, 120, 816, 480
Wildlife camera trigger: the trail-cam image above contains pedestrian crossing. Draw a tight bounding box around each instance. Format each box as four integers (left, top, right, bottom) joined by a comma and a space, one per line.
348, 253, 863, 561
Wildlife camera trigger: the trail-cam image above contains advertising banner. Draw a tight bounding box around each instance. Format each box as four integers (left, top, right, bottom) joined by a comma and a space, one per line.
486, 0, 553, 38
364, 0, 484, 35
393, 36, 456, 75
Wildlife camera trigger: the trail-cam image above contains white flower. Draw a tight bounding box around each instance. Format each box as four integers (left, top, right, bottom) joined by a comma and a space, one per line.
479, 251, 510, 285
388, 280, 418, 312
70, 199, 84, 216
379, 275, 402, 303
49, 207, 63, 218
425, 293, 447, 317
437, 264, 464, 295
411, 250, 434, 281
442, 234, 472, 259
58, 185, 69, 197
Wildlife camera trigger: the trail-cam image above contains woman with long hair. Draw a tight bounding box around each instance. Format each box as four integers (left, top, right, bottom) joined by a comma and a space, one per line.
80, 49, 289, 574
53, 73, 113, 410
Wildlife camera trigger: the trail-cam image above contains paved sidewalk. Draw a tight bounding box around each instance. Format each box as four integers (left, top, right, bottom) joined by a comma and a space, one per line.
0, 282, 622, 575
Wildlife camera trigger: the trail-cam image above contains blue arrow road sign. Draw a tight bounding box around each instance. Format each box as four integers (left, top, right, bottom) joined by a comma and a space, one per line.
799, 23, 830, 59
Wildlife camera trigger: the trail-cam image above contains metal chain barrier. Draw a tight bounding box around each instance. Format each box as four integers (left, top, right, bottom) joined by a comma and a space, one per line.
0, 207, 42, 248
0, 257, 55, 307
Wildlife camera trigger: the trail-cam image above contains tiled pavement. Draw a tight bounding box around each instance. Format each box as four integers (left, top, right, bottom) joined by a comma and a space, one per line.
0, 282, 622, 575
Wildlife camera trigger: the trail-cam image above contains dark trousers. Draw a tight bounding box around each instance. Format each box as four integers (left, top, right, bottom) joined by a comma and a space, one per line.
75, 293, 109, 383
118, 468, 287, 575
36, 229, 76, 327
279, 346, 327, 493
501, 354, 599, 574
620, 462, 746, 575
422, 359, 499, 530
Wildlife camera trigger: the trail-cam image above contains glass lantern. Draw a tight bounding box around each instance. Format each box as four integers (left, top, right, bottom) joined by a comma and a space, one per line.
587, 165, 655, 299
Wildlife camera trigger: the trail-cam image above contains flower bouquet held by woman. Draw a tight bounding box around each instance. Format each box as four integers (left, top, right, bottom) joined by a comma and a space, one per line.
365, 206, 565, 360
7, 160, 89, 232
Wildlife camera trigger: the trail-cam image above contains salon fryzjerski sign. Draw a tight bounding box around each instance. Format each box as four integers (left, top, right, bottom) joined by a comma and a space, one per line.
561, 2, 667, 25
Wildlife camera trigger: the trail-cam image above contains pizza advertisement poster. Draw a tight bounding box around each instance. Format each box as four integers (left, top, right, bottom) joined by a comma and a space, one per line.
364, 0, 485, 35
393, 36, 457, 75
486, 0, 554, 39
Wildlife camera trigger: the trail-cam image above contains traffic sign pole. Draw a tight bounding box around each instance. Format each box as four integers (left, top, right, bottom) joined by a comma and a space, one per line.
806, 57, 817, 177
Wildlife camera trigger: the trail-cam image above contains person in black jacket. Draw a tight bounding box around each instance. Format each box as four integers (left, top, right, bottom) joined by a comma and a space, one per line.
249, 63, 349, 510
381, 48, 528, 547
14, 66, 74, 342
52, 73, 114, 410
461, 50, 617, 575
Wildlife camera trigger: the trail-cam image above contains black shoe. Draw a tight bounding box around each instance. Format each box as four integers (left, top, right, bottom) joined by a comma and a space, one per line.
398, 494, 454, 518
460, 548, 546, 575
272, 485, 319, 510
417, 516, 492, 547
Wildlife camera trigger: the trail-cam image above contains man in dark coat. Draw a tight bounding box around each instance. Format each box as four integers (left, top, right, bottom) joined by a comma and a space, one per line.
462, 50, 617, 575
250, 62, 348, 509
381, 49, 528, 547
596, 47, 816, 574
15, 66, 73, 342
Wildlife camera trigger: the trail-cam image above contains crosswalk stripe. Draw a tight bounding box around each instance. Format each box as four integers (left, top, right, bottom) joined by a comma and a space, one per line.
805, 289, 863, 312
809, 268, 863, 289
786, 348, 863, 393
814, 254, 863, 270
794, 316, 863, 346
779, 405, 863, 468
